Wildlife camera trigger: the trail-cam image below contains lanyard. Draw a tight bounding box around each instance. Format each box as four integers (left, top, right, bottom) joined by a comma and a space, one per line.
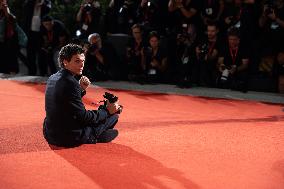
229, 47, 238, 65
238, 7, 243, 17
135, 40, 141, 51
47, 31, 53, 42
84, 15, 90, 24
208, 41, 216, 55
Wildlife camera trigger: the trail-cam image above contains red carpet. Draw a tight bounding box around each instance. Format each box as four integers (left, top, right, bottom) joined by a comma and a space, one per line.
0, 80, 283, 189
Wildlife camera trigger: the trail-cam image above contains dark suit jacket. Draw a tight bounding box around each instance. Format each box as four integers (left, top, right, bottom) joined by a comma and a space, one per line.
43, 69, 108, 146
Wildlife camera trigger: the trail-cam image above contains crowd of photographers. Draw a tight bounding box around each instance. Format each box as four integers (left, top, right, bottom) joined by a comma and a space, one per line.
0, 0, 284, 93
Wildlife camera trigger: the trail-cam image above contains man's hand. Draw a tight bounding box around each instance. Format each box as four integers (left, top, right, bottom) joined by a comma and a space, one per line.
37, 0, 44, 7
150, 58, 159, 67
79, 76, 91, 90
106, 100, 121, 115
175, 0, 183, 9
1, 0, 8, 12
267, 11, 277, 21
229, 65, 237, 74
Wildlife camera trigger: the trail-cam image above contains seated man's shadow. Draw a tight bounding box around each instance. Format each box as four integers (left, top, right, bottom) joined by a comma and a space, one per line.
50, 143, 199, 189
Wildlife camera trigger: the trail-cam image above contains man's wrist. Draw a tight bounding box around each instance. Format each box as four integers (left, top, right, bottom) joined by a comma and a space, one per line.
81, 89, 86, 96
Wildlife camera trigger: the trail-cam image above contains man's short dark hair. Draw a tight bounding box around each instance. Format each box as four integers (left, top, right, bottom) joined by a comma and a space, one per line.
42, 15, 53, 22
148, 31, 160, 40
207, 20, 219, 29
131, 23, 142, 31
58, 43, 84, 68
227, 26, 240, 38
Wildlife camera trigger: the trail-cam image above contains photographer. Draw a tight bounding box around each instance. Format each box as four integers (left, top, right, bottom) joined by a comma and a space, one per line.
39, 15, 69, 76
168, 0, 201, 35
76, 0, 101, 40
105, 0, 138, 34
217, 27, 249, 92
194, 22, 223, 87
221, 0, 242, 32
117, 0, 138, 34
141, 31, 169, 83
43, 43, 122, 147
256, 0, 284, 91
222, 0, 258, 37
174, 23, 197, 87
23, 0, 51, 75
200, 0, 224, 29
84, 32, 122, 81
137, 0, 166, 35
258, 0, 284, 63
0, 0, 18, 74
126, 24, 147, 81
83, 33, 105, 81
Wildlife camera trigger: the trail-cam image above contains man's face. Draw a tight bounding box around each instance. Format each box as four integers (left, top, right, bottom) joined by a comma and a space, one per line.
207, 25, 218, 40
228, 35, 240, 48
90, 36, 99, 44
42, 21, 53, 31
149, 36, 159, 48
0, 0, 6, 10
132, 27, 142, 39
275, 0, 284, 8
64, 53, 85, 75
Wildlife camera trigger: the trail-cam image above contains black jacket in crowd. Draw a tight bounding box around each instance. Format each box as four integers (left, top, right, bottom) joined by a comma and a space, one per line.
43, 69, 108, 146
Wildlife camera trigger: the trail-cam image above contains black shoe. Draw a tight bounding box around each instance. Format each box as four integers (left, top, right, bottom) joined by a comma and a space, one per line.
97, 129, 118, 143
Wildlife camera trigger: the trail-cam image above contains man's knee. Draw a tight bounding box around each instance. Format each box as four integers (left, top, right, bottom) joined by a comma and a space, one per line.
110, 114, 119, 121
107, 114, 119, 128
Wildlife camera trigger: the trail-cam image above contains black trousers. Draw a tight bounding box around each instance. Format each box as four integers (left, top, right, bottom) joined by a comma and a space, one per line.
27, 31, 41, 75
43, 114, 119, 147
84, 114, 119, 144
38, 49, 57, 76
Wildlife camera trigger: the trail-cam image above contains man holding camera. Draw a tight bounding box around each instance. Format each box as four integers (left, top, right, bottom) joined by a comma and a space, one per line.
76, 0, 101, 40
168, 0, 201, 34
259, 0, 284, 52
83, 33, 108, 81
23, 0, 51, 75
217, 27, 249, 92
258, 0, 284, 91
194, 21, 222, 87
43, 43, 122, 147
39, 15, 69, 76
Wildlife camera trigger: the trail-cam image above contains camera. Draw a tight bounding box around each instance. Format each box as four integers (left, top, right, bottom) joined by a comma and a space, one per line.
229, 15, 239, 24
220, 65, 234, 81
99, 92, 123, 114
118, 0, 134, 26
143, 0, 157, 17
83, 3, 92, 13
119, 5, 128, 14
103, 92, 118, 103
119, 0, 133, 14
221, 68, 229, 81
198, 43, 209, 60
181, 24, 189, 38
264, 0, 275, 15
88, 43, 98, 52
146, 0, 155, 10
